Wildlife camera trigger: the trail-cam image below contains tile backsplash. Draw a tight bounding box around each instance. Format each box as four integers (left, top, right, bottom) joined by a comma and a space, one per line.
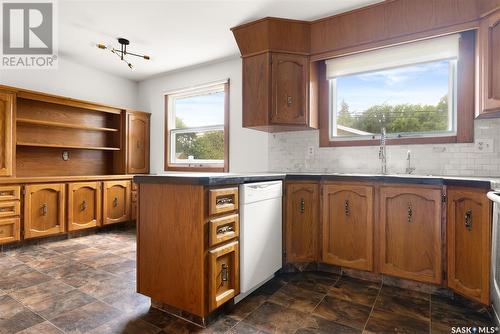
269, 118, 500, 177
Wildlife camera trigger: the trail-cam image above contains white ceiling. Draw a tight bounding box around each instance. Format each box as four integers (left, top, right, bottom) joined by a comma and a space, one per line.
59, 0, 382, 81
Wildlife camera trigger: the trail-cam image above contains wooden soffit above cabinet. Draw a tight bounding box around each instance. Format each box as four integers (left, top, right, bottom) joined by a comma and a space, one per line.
231, 0, 500, 59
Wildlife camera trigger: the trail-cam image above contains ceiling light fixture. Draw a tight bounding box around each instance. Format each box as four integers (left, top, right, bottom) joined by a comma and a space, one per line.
97, 38, 150, 69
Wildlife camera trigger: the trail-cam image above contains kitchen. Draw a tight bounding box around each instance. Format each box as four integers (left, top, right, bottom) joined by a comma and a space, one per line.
0, 0, 499, 333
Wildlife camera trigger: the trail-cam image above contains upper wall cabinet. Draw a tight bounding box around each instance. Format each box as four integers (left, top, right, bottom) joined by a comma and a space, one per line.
479, 8, 500, 115
126, 111, 150, 174
232, 18, 318, 132
0, 92, 14, 177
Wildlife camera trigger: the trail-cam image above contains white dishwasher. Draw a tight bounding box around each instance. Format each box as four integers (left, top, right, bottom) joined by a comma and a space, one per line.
236, 181, 283, 303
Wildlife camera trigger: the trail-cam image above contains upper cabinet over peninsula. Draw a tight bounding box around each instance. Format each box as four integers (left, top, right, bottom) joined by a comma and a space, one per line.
232, 18, 319, 132
232, 1, 500, 133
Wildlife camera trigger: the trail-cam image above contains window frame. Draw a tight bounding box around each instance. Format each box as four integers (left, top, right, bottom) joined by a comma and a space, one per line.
319, 31, 475, 147
164, 81, 229, 172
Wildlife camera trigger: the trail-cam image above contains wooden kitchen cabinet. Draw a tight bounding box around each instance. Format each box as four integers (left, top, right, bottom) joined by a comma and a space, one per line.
0, 92, 14, 177
285, 182, 319, 263
126, 111, 150, 174
208, 240, 240, 312
67, 182, 101, 231
270, 53, 309, 125
241, 53, 317, 131
378, 185, 442, 284
0, 218, 20, 244
24, 183, 65, 239
103, 180, 131, 225
447, 187, 492, 304
322, 183, 374, 271
479, 8, 500, 115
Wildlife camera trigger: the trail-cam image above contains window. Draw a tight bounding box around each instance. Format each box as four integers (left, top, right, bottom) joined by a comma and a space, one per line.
322, 33, 474, 146
165, 81, 229, 171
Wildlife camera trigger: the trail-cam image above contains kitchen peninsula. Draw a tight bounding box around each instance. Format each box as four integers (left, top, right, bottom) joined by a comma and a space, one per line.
135, 172, 496, 324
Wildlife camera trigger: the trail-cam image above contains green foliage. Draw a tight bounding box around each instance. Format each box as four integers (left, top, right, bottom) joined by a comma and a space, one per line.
337, 95, 449, 135
175, 117, 224, 160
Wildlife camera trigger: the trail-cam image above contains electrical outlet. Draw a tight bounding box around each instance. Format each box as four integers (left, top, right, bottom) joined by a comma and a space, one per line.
62, 151, 70, 161
475, 139, 494, 153
307, 146, 315, 157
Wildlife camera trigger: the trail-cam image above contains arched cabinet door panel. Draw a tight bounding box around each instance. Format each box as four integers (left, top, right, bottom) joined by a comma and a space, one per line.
447, 187, 491, 305
322, 183, 374, 271
68, 182, 101, 231
24, 183, 65, 239
285, 182, 319, 263
126, 111, 150, 174
103, 180, 131, 225
378, 185, 442, 284
271, 54, 308, 125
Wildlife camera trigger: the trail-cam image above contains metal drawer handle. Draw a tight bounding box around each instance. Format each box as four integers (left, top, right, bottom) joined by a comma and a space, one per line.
300, 198, 305, 213
0, 191, 10, 196
407, 202, 413, 223
217, 225, 234, 235
41, 203, 48, 216
113, 197, 119, 208
465, 210, 473, 231
80, 200, 87, 212
345, 200, 350, 216
0, 207, 11, 212
221, 264, 229, 283
216, 197, 233, 206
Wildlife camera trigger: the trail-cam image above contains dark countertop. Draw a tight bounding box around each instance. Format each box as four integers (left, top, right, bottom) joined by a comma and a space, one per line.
133, 173, 286, 186
134, 172, 499, 189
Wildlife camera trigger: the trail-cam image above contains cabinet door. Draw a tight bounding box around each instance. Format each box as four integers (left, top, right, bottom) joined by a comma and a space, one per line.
103, 180, 131, 225
447, 188, 491, 304
208, 241, 239, 312
480, 9, 500, 114
379, 186, 442, 284
271, 54, 308, 125
127, 112, 150, 174
24, 183, 65, 239
68, 182, 101, 231
285, 182, 319, 263
323, 184, 374, 271
0, 92, 14, 176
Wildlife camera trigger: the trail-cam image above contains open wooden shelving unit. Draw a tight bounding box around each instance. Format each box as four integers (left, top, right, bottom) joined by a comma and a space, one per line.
14, 95, 125, 177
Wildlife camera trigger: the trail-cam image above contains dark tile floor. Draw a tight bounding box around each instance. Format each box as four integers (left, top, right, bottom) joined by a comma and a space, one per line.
0, 227, 496, 333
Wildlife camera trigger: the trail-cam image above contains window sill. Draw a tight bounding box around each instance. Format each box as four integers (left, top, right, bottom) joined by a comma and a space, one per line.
165, 165, 227, 172
320, 135, 469, 147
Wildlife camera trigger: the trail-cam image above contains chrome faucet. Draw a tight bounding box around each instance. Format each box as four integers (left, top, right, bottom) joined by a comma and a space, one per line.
379, 127, 387, 175
405, 150, 416, 174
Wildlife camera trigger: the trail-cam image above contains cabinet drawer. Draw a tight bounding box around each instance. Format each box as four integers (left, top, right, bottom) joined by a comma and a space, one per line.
209, 214, 239, 247
0, 186, 20, 201
209, 188, 239, 216
208, 241, 240, 311
0, 217, 20, 244
0, 201, 20, 218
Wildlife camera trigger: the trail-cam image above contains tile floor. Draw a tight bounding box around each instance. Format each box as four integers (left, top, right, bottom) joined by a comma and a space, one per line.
0, 227, 496, 333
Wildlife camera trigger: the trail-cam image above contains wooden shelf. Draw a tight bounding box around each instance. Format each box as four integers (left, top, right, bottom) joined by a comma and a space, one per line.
17, 142, 120, 151
17, 118, 119, 132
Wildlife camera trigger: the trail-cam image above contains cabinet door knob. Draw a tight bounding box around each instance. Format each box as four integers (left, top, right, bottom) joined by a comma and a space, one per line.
300, 198, 305, 213
407, 202, 413, 223
344, 200, 350, 216
465, 210, 473, 231
113, 197, 119, 208
80, 200, 87, 212
41, 203, 48, 216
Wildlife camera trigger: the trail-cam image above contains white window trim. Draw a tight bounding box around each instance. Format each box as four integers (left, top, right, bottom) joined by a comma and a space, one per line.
328, 51, 459, 141
167, 81, 227, 168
